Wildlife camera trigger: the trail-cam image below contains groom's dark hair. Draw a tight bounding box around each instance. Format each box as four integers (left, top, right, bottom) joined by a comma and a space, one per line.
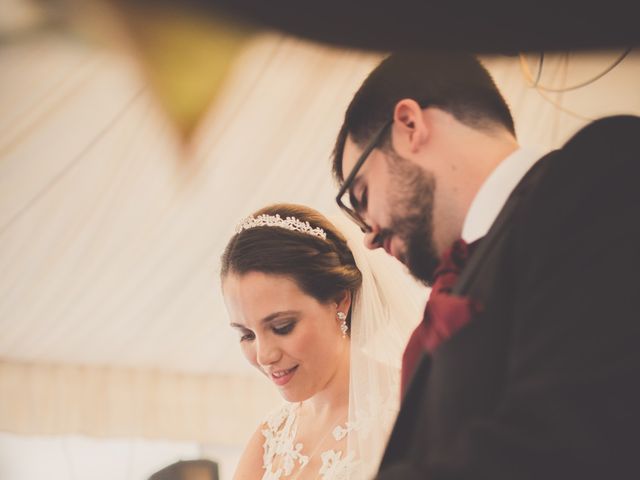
332, 51, 515, 182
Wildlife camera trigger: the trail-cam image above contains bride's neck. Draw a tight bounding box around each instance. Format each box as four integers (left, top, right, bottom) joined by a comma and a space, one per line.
305, 350, 350, 418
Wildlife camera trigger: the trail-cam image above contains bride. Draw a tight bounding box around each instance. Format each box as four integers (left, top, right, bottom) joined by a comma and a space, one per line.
220, 204, 424, 479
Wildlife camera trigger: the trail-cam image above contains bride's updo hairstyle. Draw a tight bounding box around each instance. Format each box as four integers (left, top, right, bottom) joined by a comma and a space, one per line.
221, 204, 362, 330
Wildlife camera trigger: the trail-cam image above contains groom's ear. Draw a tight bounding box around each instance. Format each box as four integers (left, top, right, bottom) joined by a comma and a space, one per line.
393, 98, 429, 155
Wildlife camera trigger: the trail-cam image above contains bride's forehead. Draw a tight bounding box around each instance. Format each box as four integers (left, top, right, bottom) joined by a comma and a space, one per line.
224, 271, 301, 294
223, 271, 316, 312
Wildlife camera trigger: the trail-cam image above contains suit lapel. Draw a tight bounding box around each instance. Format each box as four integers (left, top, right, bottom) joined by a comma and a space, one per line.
454, 152, 556, 295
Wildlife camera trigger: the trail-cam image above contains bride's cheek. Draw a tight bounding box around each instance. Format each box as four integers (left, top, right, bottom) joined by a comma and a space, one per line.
241, 343, 258, 367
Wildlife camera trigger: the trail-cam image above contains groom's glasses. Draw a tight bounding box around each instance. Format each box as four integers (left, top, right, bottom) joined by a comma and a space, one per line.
336, 119, 393, 233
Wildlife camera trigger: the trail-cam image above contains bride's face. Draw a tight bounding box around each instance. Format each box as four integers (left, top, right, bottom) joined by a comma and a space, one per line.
223, 271, 350, 402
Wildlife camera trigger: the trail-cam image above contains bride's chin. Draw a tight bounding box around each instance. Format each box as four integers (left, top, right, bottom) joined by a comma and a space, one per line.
279, 387, 313, 403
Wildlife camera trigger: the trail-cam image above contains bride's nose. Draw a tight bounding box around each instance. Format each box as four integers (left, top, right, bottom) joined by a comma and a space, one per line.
256, 337, 281, 367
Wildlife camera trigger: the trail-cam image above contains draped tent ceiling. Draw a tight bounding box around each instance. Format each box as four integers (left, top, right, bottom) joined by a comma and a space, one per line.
1, 24, 639, 445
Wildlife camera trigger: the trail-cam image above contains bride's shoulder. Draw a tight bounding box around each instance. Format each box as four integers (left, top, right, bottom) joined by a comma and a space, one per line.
262, 401, 299, 433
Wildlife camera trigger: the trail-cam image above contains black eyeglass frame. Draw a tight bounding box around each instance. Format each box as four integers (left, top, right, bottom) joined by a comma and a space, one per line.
335, 119, 393, 233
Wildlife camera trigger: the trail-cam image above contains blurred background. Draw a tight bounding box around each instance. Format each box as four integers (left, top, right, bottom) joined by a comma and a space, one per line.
1, 1, 639, 479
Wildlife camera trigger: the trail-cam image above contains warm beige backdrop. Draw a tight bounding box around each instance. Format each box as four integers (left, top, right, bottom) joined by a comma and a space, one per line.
1, 30, 639, 445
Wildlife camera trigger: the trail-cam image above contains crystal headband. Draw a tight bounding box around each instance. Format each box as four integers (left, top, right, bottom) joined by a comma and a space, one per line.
235, 213, 327, 239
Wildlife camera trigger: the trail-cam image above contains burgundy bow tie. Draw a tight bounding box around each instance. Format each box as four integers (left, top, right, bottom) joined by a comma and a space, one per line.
401, 239, 483, 396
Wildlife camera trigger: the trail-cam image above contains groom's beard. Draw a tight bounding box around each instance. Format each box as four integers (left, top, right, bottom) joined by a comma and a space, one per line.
387, 151, 440, 286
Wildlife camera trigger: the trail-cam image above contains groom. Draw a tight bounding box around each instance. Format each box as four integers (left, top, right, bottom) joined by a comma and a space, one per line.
332, 52, 640, 479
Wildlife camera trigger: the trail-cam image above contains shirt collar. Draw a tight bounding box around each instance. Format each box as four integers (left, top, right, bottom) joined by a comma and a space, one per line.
461, 146, 544, 243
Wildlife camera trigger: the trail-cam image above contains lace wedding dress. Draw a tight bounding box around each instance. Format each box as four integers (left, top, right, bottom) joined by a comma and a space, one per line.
256, 216, 426, 480
260, 403, 358, 480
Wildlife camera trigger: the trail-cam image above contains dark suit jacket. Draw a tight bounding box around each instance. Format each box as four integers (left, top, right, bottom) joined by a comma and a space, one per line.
376, 115, 640, 479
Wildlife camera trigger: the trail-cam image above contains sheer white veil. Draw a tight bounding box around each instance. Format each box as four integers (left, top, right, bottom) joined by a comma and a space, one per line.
329, 214, 427, 479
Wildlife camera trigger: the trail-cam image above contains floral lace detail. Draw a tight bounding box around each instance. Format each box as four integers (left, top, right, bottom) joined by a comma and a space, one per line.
262, 403, 308, 479
261, 403, 357, 480
319, 450, 359, 480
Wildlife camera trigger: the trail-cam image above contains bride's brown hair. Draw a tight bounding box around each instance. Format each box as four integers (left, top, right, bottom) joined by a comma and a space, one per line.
220, 204, 362, 329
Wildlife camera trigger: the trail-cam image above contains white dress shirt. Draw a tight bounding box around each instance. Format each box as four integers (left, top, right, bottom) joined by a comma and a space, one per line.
461, 146, 545, 244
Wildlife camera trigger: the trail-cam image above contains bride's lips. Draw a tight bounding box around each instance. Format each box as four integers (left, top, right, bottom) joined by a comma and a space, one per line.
270, 365, 298, 386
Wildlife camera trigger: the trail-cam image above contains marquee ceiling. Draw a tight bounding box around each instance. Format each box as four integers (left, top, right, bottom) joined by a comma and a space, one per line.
1, 30, 639, 378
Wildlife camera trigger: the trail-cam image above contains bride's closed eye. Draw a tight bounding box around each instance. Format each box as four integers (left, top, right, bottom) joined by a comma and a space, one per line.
272, 321, 296, 336
239, 329, 255, 342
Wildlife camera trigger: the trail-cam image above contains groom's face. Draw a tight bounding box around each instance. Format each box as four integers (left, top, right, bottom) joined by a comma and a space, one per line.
341, 137, 441, 285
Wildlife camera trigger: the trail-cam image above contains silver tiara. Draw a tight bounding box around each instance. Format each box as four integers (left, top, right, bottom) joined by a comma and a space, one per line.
235, 213, 327, 239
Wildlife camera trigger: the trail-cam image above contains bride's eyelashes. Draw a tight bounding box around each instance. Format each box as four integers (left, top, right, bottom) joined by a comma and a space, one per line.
239, 329, 255, 342
237, 319, 296, 342
272, 320, 296, 336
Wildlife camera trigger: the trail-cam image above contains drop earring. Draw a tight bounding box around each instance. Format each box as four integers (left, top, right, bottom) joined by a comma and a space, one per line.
337, 312, 348, 337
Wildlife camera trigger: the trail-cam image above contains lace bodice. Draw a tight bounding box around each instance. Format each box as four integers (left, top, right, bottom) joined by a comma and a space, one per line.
260, 403, 359, 480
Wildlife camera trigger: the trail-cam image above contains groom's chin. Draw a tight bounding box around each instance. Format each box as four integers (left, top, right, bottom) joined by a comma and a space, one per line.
406, 251, 439, 287
408, 264, 436, 287
401, 229, 439, 286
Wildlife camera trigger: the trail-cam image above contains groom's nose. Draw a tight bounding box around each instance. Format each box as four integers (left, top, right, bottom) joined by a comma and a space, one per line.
364, 226, 383, 250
